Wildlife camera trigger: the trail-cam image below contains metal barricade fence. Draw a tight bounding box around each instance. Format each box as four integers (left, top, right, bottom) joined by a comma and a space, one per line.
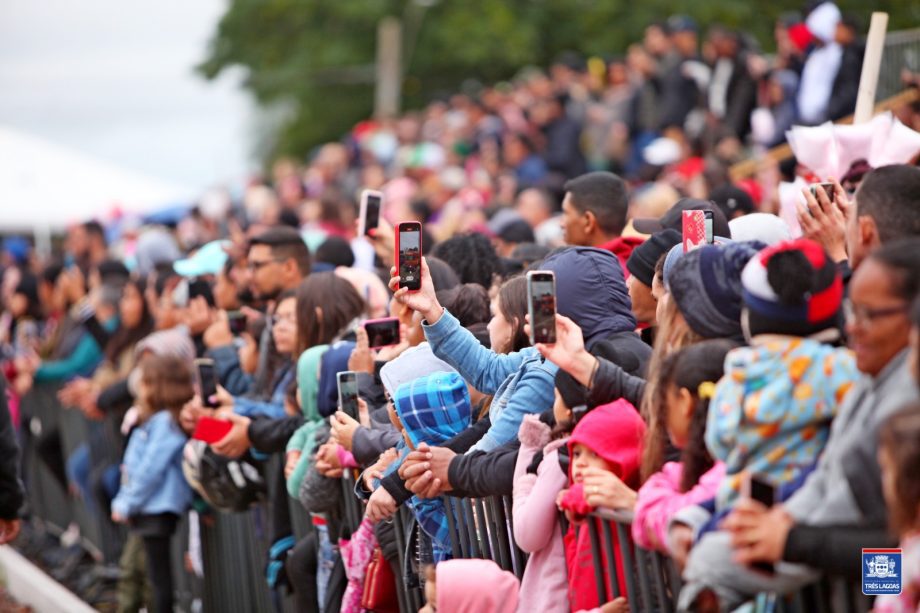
583, 508, 873, 613
878, 28, 920, 101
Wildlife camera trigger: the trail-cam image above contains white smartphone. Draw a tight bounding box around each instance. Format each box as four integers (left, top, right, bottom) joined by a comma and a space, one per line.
358, 189, 383, 238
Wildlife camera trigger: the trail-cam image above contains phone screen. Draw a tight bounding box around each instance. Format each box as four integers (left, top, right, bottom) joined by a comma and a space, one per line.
197, 360, 219, 409
529, 273, 556, 345
227, 311, 247, 335
704, 210, 714, 244
365, 194, 381, 237
338, 372, 359, 420
398, 225, 422, 291
364, 318, 400, 349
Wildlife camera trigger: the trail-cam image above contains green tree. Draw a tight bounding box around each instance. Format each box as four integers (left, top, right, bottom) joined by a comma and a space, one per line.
198, 0, 920, 162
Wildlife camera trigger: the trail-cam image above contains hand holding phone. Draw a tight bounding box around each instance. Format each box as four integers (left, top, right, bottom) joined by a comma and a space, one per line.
527, 271, 557, 345
395, 221, 423, 292
227, 311, 247, 336
195, 358, 220, 409
337, 371, 360, 420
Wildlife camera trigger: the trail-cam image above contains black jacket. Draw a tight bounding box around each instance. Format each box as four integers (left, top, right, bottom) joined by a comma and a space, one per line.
380, 416, 492, 504
827, 42, 865, 122
720, 55, 758, 139
249, 414, 304, 454
0, 379, 24, 520
784, 522, 896, 580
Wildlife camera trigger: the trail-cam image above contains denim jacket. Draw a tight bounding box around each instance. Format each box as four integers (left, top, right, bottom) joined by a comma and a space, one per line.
423, 310, 557, 452
233, 362, 294, 420
111, 410, 192, 518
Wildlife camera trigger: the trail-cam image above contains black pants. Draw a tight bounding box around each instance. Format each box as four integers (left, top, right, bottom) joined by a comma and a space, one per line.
286, 533, 319, 613
133, 513, 178, 613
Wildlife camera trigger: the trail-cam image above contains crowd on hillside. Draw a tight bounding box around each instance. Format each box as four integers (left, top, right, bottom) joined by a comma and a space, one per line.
3, 2, 920, 613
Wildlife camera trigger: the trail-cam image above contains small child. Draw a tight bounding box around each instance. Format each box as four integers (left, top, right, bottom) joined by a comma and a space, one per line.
631, 340, 736, 559
421, 558, 520, 613
875, 403, 920, 613
557, 399, 646, 612
111, 354, 194, 613
706, 239, 857, 511
512, 370, 586, 613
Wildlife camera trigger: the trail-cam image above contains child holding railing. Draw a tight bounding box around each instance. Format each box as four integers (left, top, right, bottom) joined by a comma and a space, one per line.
631, 340, 736, 563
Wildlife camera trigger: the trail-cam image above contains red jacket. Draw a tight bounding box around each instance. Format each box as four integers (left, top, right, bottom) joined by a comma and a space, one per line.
597, 236, 644, 281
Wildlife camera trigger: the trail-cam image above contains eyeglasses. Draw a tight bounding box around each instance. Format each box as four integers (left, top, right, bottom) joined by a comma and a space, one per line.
843, 299, 909, 324
247, 258, 283, 272
273, 313, 297, 326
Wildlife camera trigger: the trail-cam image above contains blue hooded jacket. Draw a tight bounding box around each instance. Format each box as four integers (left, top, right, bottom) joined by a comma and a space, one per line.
424, 247, 639, 452
542, 246, 637, 349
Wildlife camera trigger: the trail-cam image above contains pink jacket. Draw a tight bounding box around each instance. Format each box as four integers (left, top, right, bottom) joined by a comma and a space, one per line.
512, 415, 570, 613
631, 461, 726, 553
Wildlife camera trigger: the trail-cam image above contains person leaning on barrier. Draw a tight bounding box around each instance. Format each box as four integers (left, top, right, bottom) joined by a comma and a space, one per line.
677, 239, 920, 611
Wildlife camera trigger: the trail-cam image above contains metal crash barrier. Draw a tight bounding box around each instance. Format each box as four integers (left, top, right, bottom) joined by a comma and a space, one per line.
19, 384, 878, 613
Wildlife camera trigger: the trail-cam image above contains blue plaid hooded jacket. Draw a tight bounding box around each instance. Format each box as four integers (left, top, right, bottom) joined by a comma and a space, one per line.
390, 371, 472, 562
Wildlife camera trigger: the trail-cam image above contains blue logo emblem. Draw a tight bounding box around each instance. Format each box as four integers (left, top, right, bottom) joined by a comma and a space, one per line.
862, 548, 902, 596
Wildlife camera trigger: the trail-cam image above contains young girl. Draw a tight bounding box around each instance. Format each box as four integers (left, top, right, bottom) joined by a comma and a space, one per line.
875, 403, 920, 613
631, 340, 736, 559
557, 398, 646, 612
512, 370, 584, 613
111, 354, 194, 613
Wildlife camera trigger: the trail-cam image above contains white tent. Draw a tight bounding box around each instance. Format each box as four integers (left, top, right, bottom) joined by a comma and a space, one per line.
0, 125, 196, 233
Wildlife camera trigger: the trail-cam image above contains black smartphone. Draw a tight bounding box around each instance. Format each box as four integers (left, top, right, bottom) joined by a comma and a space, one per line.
396, 221, 422, 292
527, 270, 557, 345
195, 358, 220, 409
704, 210, 714, 244
809, 182, 836, 205
746, 474, 777, 574
227, 311, 247, 335
359, 190, 383, 238
363, 317, 400, 349
337, 371, 359, 420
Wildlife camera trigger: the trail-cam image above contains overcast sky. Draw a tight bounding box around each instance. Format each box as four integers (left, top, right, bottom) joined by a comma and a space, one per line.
0, 0, 255, 192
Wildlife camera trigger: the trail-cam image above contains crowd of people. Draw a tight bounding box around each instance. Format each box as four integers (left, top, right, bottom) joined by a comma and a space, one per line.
3, 2, 920, 613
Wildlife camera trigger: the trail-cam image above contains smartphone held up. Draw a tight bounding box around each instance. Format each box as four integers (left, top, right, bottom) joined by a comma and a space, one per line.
363, 317, 400, 349
395, 221, 422, 292
527, 270, 557, 345
359, 190, 382, 238
195, 358, 219, 409
337, 371, 360, 420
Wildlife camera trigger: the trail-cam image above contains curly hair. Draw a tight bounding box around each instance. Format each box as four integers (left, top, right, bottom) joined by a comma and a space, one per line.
431, 232, 502, 290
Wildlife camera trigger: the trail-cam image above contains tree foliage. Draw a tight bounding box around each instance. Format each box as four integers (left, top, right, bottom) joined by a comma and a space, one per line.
198, 0, 920, 162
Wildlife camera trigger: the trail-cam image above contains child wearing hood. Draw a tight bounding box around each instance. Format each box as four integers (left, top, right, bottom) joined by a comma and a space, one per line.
557, 398, 646, 612
679, 240, 859, 610
512, 370, 586, 613
706, 239, 857, 513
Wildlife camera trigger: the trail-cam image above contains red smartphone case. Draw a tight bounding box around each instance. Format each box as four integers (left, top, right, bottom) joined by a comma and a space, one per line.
192, 417, 233, 444
682, 210, 707, 253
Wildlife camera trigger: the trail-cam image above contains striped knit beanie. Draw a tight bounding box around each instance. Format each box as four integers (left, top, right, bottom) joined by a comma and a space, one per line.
667, 242, 763, 340
741, 239, 843, 337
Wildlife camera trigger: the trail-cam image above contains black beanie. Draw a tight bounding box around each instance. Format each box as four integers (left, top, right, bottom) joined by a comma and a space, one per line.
626, 229, 682, 287
555, 369, 588, 409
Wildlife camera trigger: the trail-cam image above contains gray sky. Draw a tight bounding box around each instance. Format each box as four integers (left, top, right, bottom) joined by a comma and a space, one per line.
0, 0, 254, 192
